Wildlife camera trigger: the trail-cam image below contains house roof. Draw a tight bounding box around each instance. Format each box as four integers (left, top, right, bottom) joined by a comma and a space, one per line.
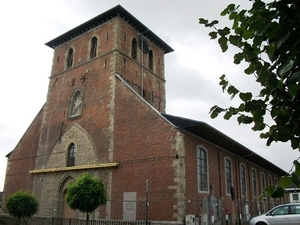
45, 5, 174, 54
162, 113, 287, 176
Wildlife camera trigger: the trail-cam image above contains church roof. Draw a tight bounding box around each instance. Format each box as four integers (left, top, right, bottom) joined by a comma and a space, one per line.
162, 113, 287, 176
45, 5, 174, 53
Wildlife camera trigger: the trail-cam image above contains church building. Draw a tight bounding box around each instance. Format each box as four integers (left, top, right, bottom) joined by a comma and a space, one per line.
2, 5, 287, 225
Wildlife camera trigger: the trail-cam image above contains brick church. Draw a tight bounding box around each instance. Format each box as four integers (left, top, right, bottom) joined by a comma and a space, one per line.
2, 5, 287, 225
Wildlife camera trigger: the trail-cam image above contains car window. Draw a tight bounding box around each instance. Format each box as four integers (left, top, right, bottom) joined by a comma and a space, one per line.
272, 206, 289, 215
290, 205, 300, 214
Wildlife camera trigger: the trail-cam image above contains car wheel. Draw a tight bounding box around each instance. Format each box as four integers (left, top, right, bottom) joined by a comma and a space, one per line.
256, 223, 267, 225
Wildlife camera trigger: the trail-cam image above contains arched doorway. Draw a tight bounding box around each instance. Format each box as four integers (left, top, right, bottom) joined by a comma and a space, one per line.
62, 189, 77, 219
57, 175, 77, 219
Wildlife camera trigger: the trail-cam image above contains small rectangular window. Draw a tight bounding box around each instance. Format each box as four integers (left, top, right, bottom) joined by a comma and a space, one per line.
293, 194, 299, 201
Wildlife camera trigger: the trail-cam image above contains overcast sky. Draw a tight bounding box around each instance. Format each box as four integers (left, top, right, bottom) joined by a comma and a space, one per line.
0, 0, 299, 192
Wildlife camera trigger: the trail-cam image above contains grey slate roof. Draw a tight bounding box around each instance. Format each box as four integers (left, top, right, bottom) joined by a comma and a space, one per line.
45, 4, 174, 54
162, 113, 287, 176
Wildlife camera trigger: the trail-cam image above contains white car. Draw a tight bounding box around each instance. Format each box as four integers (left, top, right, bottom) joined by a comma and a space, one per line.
248, 203, 300, 225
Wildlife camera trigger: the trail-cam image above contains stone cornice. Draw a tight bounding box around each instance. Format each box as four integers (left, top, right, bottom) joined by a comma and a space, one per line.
29, 162, 119, 174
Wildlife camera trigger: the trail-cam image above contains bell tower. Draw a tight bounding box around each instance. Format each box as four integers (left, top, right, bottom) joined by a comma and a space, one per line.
32, 6, 173, 205
45, 5, 173, 113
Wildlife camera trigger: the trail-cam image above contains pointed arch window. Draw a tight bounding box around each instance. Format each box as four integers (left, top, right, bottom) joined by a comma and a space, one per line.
197, 147, 208, 192
131, 38, 137, 60
90, 37, 98, 59
66, 48, 74, 69
67, 143, 76, 167
70, 90, 83, 118
225, 158, 232, 195
148, 50, 153, 71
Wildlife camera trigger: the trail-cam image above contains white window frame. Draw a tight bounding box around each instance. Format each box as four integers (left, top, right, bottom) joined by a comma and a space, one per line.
197, 146, 209, 193
225, 157, 232, 195
240, 163, 247, 197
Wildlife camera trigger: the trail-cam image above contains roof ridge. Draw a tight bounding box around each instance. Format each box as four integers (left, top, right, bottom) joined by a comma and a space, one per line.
45, 5, 174, 53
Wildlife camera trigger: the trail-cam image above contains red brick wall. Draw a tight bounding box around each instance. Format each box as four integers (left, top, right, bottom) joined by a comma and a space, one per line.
114, 19, 166, 112
2, 107, 44, 211
36, 21, 123, 170
112, 78, 178, 221
35, 16, 168, 172
50, 18, 166, 113
32, 16, 171, 220
183, 132, 284, 219
3, 10, 284, 223
51, 20, 116, 75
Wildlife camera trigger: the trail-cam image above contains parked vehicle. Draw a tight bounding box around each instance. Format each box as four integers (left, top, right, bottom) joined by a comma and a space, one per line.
248, 203, 300, 225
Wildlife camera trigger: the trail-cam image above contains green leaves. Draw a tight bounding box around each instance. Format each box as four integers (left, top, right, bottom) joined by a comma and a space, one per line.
199, 18, 219, 28
259, 159, 300, 199
210, 105, 225, 119
278, 160, 299, 191
199, 18, 208, 25
278, 58, 295, 76
209, 31, 218, 40
200, 0, 300, 198
263, 185, 285, 199
220, 4, 237, 16
239, 92, 252, 102
200, 0, 300, 151
237, 115, 253, 124
218, 36, 228, 52
5, 190, 39, 220
279, 176, 291, 187
294, 160, 300, 176
66, 172, 107, 215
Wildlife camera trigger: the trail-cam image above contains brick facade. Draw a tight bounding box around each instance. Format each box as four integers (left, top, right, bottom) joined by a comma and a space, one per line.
2, 5, 287, 225
3, 107, 43, 196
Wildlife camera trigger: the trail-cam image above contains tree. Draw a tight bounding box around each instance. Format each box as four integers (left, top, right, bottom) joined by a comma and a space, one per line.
5, 190, 39, 225
65, 172, 107, 225
199, 0, 300, 197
